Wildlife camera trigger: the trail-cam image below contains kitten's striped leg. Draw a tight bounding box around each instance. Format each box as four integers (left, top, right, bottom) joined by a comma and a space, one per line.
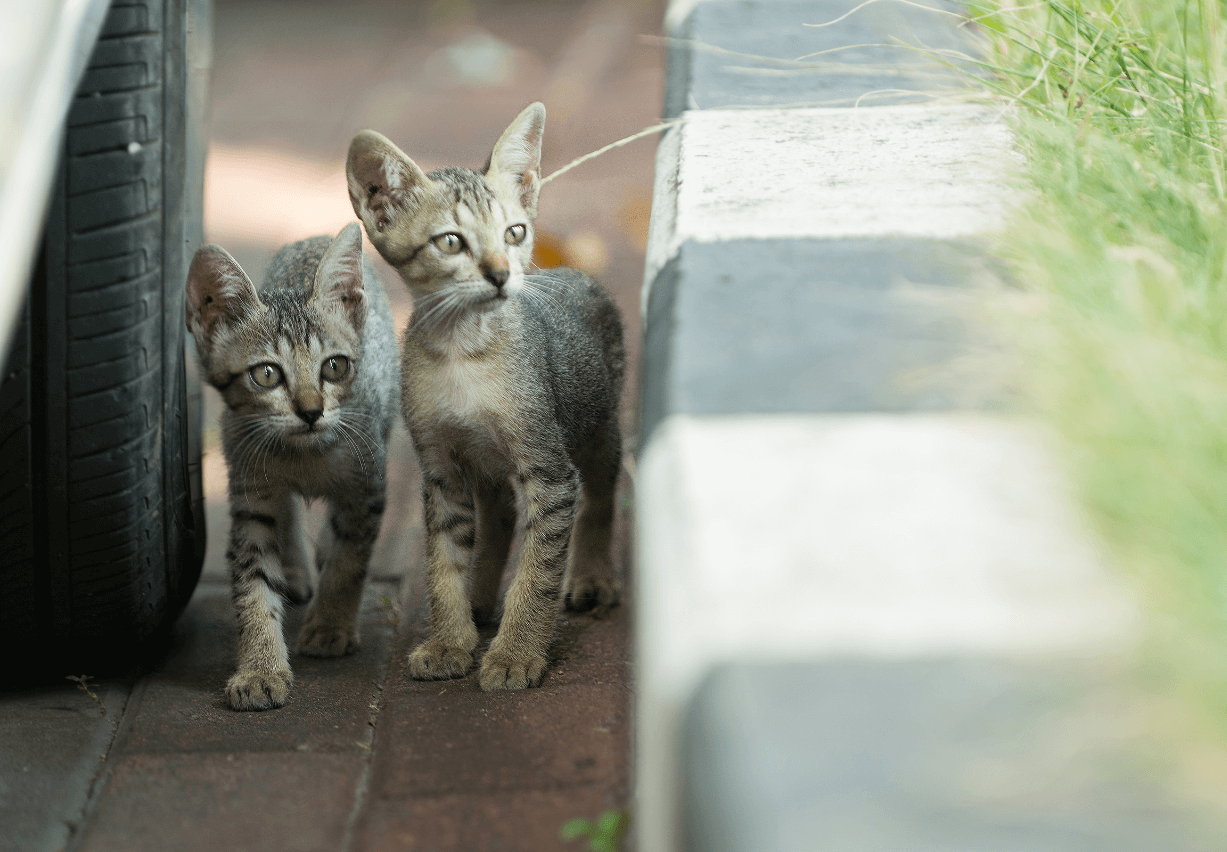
226, 493, 294, 711
296, 484, 386, 658
277, 493, 313, 605
408, 475, 480, 680
479, 461, 579, 691
564, 418, 622, 614
469, 479, 516, 625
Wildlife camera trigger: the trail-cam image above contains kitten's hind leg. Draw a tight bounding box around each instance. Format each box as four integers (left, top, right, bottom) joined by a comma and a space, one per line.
226, 491, 295, 710
296, 483, 386, 658
564, 419, 622, 615
470, 478, 517, 625
408, 475, 480, 680
277, 493, 313, 605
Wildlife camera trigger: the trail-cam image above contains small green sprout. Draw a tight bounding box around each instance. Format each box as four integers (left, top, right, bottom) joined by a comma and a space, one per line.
559, 810, 630, 852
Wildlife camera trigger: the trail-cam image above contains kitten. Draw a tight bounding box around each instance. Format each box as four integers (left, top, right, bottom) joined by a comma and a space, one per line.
186, 223, 399, 710
346, 102, 625, 691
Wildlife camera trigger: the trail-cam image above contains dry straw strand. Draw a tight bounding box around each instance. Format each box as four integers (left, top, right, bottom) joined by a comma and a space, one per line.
541, 119, 685, 187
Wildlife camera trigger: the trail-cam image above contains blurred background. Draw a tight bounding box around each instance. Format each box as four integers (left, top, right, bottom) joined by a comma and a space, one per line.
201, 0, 665, 510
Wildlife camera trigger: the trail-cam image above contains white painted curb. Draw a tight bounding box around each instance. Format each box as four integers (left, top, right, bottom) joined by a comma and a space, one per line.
635, 414, 1140, 850
644, 103, 1019, 299
634, 4, 1135, 851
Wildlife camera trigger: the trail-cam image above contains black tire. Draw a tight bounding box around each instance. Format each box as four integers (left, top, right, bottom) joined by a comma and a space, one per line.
0, 0, 206, 669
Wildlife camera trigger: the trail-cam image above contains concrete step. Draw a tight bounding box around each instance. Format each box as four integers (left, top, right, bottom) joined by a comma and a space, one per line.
633, 1, 1227, 850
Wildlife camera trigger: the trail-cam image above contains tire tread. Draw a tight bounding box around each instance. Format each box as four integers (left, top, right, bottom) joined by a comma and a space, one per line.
0, 0, 204, 663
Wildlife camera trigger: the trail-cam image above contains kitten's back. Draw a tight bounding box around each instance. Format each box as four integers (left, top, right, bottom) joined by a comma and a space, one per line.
261, 234, 396, 354
262, 235, 333, 292
523, 267, 624, 392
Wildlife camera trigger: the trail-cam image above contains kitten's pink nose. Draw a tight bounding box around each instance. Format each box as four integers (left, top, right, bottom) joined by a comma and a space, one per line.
481, 256, 509, 290
297, 408, 323, 426
483, 266, 509, 289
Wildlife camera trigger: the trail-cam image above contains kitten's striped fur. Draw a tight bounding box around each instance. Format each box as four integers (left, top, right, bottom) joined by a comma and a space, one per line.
186, 224, 399, 710
347, 103, 625, 690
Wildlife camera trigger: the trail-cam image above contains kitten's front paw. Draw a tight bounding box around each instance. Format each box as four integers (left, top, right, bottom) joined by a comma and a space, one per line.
225, 669, 292, 711
564, 573, 621, 615
407, 643, 473, 680
478, 647, 549, 691
296, 620, 359, 658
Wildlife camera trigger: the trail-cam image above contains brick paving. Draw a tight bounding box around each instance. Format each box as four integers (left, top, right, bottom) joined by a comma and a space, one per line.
2, 1, 660, 849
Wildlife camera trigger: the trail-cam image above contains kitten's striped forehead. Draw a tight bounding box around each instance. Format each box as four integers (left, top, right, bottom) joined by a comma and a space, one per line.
429, 167, 502, 219
252, 288, 330, 352
274, 333, 318, 366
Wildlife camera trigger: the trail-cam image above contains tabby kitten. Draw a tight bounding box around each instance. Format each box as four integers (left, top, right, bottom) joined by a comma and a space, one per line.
346, 102, 625, 691
186, 223, 399, 711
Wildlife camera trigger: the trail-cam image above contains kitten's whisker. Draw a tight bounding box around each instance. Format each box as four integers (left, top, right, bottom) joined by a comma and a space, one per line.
337, 413, 379, 461
408, 291, 446, 321
411, 291, 462, 334
527, 274, 570, 291
519, 281, 563, 314
525, 282, 566, 295
229, 432, 261, 487
524, 279, 564, 299
250, 430, 278, 486
228, 425, 268, 478
524, 268, 569, 283
420, 293, 469, 336
335, 424, 368, 477
523, 274, 569, 302
347, 420, 377, 473
410, 288, 459, 323
337, 413, 381, 434
517, 287, 555, 315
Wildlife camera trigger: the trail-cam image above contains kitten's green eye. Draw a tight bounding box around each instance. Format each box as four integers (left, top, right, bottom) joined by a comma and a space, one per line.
249, 363, 283, 389
432, 233, 466, 255
504, 224, 527, 245
321, 355, 350, 383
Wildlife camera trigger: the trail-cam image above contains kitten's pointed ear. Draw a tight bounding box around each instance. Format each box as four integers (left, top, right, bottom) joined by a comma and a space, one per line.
185, 244, 260, 358
347, 130, 430, 238
312, 223, 366, 332
486, 102, 545, 217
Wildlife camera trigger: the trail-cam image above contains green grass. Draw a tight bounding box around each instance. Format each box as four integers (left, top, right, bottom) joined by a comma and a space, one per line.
559, 810, 629, 852
967, 0, 1227, 712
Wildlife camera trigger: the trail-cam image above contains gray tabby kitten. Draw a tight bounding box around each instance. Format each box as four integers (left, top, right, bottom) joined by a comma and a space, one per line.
186, 223, 399, 711
346, 102, 624, 691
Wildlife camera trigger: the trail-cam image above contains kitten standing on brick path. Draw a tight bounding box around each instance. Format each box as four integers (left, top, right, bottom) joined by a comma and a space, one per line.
346, 102, 625, 691
186, 223, 399, 710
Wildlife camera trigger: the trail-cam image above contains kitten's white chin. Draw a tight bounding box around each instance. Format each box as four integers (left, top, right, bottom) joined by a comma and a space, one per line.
470, 292, 509, 314
282, 426, 335, 450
